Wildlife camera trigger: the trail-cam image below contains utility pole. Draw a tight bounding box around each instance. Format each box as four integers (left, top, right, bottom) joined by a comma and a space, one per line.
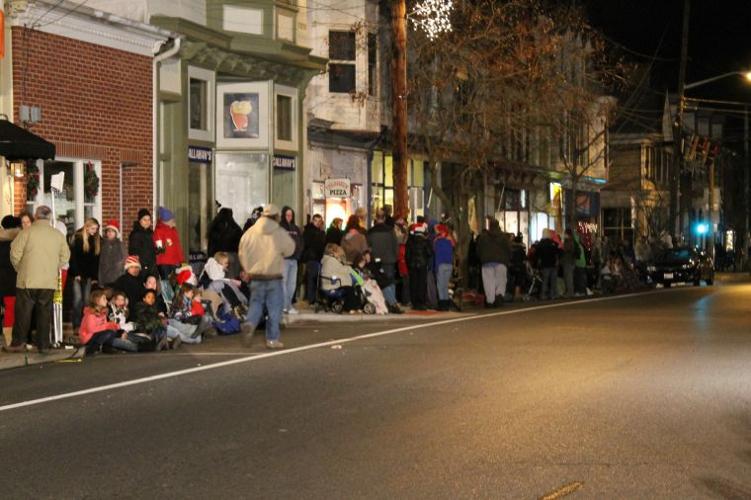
392, 0, 409, 220
745, 105, 749, 269
671, 0, 690, 244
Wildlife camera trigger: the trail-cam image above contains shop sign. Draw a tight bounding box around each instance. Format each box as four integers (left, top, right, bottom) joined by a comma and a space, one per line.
188, 146, 213, 163
272, 155, 296, 170
324, 178, 350, 198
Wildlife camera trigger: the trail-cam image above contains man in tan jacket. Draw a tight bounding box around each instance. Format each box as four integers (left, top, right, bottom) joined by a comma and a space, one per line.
239, 204, 294, 349
4, 206, 70, 353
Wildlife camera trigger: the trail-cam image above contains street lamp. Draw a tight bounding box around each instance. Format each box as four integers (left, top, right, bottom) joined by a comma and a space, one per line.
685, 71, 751, 90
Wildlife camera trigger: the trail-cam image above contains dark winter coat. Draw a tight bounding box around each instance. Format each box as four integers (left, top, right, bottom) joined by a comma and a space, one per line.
325, 226, 344, 246
367, 223, 398, 265
405, 233, 433, 269
98, 238, 127, 286
133, 301, 163, 334
0, 228, 20, 297
476, 220, 511, 266
535, 238, 560, 269
280, 206, 303, 261
69, 233, 101, 281
128, 222, 156, 274
301, 223, 326, 263
112, 273, 146, 316
207, 208, 243, 256
510, 241, 527, 271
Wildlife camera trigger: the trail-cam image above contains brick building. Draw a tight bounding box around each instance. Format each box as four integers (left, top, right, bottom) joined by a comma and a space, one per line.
2, 0, 171, 241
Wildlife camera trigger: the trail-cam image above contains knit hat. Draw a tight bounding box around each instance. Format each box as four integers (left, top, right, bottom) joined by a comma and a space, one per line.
124, 255, 141, 271
411, 223, 427, 234
158, 206, 174, 222
262, 203, 280, 217
137, 208, 151, 222
1, 215, 21, 229
103, 219, 120, 236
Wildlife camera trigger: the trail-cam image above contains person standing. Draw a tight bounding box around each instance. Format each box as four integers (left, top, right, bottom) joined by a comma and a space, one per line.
280, 206, 303, 314
98, 220, 127, 287
405, 222, 432, 310
69, 218, 102, 331
536, 229, 560, 300
341, 214, 368, 265
476, 217, 507, 307
207, 207, 243, 278
0, 216, 21, 347
367, 212, 399, 304
325, 217, 344, 246
562, 229, 577, 298
239, 204, 295, 349
4, 206, 70, 353
302, 214, 326, 305
128, 209, 156, 277
153, 207, 184, 280
433, 224, 454, 311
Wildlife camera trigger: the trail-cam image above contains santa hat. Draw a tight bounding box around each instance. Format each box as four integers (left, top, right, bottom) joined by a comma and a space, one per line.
104, 219, 120, 236
410, 223, 427, 234
175, 263, 195, 285
124, 255, 141, 271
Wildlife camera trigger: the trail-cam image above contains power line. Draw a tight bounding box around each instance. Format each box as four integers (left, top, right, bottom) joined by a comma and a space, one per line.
36, 0, 91, 28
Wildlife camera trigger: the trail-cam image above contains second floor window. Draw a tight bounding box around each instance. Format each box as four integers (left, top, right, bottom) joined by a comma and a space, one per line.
329, 31, 356, 93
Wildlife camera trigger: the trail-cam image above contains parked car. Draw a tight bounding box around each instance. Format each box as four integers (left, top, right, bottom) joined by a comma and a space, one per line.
647, 247, 714, 287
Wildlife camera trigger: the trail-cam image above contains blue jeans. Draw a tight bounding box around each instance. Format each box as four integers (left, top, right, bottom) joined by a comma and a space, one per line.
282, 260, 298, 311
71, 277, 92, 329
246, 279, 283, 342
305, 260, 321, 304
541, 267, 557, 300
167, 320, 202, 344
436, 263, 452, 301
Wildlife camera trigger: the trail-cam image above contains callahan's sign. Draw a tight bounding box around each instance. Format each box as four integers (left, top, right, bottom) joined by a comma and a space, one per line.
324, 178, 350, 198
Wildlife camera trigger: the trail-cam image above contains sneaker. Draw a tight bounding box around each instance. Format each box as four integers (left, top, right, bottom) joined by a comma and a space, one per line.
265, 340, 284, 349
287, 307, 299, 315
241, 323, 256, 347
171, 336, 182, 350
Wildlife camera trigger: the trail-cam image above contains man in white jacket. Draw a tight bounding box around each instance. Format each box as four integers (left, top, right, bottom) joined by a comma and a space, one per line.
238, 204, 294, 349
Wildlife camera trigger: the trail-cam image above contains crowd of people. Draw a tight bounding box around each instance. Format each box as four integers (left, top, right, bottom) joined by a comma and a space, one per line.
1, 201, 682, 355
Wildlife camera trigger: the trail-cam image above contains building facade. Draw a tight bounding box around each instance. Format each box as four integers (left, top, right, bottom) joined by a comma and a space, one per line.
2, 0, 169, 241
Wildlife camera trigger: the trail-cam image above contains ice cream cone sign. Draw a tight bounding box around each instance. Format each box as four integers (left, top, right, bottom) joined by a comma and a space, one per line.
230, 100, 253, 132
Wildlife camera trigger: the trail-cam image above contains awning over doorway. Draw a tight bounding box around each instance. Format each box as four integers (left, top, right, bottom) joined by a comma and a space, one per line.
0, 120, 55, 160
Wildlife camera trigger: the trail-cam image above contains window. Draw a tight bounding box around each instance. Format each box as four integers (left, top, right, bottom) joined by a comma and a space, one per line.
188, 162, 212, 253
190, 78, 208, 131
215, 153, 269, 226
276, 95, 292, 142
329, 31, 356, 93
188, 66, 215, 142
368, 33, 377, 96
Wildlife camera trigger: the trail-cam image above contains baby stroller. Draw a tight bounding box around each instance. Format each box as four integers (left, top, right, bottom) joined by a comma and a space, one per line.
524, 265, 543, 302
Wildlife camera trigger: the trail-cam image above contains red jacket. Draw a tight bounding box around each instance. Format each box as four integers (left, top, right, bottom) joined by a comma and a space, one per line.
190, 299, 205, 317
153, 221, 184, 266
79, 307, 119, 345
397, 244, 408, 277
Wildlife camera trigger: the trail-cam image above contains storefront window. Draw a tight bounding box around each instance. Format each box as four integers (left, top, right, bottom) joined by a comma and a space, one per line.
215, 153, 268, 226
188, 162, 212, 253
26, 160, 102, 237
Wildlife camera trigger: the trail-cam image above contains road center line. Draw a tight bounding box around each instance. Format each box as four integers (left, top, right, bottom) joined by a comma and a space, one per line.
0, 288, 699, 413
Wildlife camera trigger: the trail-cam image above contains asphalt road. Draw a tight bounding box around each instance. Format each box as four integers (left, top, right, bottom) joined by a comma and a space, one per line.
1, 281, 751, 499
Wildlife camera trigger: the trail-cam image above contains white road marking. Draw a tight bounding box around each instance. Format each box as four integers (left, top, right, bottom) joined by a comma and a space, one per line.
0, 288, 698, 413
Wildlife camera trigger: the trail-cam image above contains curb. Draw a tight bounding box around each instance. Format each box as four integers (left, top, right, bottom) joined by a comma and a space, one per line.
286, 311, 471, 324
0, 348, 80, 371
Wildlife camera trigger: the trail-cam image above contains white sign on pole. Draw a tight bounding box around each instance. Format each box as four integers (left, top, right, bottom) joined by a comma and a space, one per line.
50, 172, 65, 193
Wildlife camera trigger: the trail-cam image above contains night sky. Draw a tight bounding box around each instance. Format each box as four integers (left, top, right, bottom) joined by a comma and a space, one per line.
584, 0, 751, 100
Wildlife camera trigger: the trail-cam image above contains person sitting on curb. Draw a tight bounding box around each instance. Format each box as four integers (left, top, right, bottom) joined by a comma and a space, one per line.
79, 289, 138, 355
132, 290, 169, 351
112, 256, 145, 318
238, 204, 295, 349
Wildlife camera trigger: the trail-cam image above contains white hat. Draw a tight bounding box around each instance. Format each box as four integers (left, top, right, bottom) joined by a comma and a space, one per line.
262, 203, 280, 217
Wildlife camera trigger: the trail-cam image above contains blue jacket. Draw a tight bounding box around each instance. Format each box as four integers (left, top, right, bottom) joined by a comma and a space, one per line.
433, 237, 454, 267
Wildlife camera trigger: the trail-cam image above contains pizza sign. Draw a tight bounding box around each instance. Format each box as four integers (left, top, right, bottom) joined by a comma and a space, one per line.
324, 178, 350, 198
